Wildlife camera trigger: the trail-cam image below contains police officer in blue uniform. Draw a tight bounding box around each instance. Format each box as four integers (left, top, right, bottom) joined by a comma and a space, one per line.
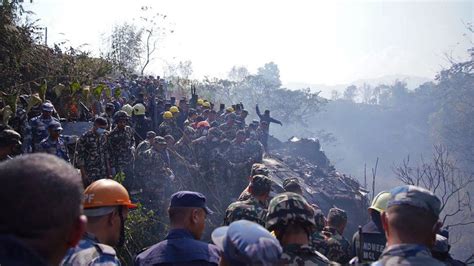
25, 102, 60, 152
134, 191, 220, 266
37, 122, 74, 162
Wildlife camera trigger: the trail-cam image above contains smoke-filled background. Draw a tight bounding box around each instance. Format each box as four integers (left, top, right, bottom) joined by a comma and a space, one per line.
4, 0, 474, 262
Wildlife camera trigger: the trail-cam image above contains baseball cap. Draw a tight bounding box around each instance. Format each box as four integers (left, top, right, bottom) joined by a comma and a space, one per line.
387, 185, 441, 217
170, 191, 213, 214
212, 220, 282, 266
42, 102, 54, 112
48, 121, 63, 131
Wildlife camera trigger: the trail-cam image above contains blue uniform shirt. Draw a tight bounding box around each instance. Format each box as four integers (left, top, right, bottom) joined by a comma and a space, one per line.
134, 229, 220, 266
61, 232, 121, 266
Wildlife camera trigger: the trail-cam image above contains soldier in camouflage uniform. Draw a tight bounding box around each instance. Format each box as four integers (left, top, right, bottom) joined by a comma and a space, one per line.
37, 122, 74, 162
245, 130, 264, 164
265, 192, 331, 265
25, 102, 60, 152
219, 113, 239, 140
237, 163, 270, 201
108, 111, 135, 181
0, 129, 22, 161
158, 111, 181, 141
228, 130, 251, 180
313, 207, 351, 264
224, 174, 272, 226
175, 126, 197, 164
373, 185, 444, 266
75, 117, 112, 186
139, 136, 172, 211
136, 131, 156, 156
100, 103, 115, 130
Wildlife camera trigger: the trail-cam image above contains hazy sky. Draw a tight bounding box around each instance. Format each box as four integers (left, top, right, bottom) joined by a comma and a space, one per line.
27, 0, 472, 85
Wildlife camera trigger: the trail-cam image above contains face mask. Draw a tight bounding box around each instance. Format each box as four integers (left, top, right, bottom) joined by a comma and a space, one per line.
96, 128, 106, 135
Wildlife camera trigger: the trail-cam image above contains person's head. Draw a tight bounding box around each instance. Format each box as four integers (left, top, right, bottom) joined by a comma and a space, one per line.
283, 178, 303, 195
249, 175, 272, 199
212, 220, 282, 266
188, 109, 197, 120
93, 117, 108, 135
146, 131, 157, 141
47, 122, 63, 140
382, 185, 442, 248
207, 127, 222, 142
208, 110, 217, 121
83, 179, 136, 247
266, 192, 315, 243
197, 121, 211, 136
327, 207, 347, 234
114, 111, 129, 129
264, 110, 270, 116
369, 191, 390, 226
164, 135, 175, 147
0, 129, 22, 158
133, 103, 146, 116
260, 121, 269, 130
105, 103, 114, 114
0, 154, 86, 265
169, 106, 180, 118
41, 102, 54, 118
226, 113, 236, 125
152, 136, 167, 151
240, 110, 248, 119
235, 130, 246, 143
168, 191, 213, 240
250, 163, 270, 179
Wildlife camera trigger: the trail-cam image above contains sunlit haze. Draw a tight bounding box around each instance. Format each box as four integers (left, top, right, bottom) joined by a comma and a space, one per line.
28, 0, 472, 86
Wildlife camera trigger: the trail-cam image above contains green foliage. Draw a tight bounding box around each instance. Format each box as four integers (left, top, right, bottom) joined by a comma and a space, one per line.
114, 171, 126, 184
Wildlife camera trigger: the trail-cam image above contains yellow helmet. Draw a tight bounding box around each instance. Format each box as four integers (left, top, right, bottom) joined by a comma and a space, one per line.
197, 99, 204, 105
121, 104, 133, 116
133, 103, 146, 116
369, 191, 391, 213
202, 101, 211, 108
226, 107, 234, 113
163, 111, 173, 119
169, 106, 180, 113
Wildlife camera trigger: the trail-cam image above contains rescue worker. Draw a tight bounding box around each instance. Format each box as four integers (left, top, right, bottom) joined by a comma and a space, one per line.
237, 163, 270, 201
136, 131, 156, 156
75, 117, 112, 186
62, 179, 137, 265
158, 111, 181, 141
132, 103, 151, 143
169, 105, 180, 119
37, 121, 72, 162
224, 174, 272, 226
0, 154, 86, 266
431, 234, 466, 266
101, 103, 115, 130
266, 192, 331, 265
108, 111, 135, 179
211, 220, 282, 265
219, 113, 238, 140
373, 185, 444, 265
0, 129, 22, 161
25, 102, 60, 152
175, 126, 197, 164
351, 191, 390, 263
317, 207, 352, 264
135, 191, 220, 266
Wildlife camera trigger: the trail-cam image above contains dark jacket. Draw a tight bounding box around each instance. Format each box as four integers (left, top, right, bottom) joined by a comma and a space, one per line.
0, 235, 49, 266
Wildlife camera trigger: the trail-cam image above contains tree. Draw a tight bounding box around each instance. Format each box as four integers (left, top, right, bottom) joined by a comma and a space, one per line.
257, 62, 281, 89
228, 66, 249, 82
106, 23, 143, 75
331, 90, 340, 101
343, 85, 358, 101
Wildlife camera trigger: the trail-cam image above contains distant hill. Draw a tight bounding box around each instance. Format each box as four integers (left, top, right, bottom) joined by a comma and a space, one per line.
284, 75, 432, 98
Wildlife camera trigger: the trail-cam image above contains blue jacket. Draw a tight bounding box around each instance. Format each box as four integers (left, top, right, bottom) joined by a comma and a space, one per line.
134, 229, 220, 266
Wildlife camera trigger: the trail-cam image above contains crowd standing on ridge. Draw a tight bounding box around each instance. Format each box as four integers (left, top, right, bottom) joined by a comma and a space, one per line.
0, 75, 467, 265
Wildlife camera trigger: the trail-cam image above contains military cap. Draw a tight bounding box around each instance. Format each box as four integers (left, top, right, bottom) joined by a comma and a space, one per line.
94, 117, 108, 126
170, 191, 213, 214
250, 175, 272, 194
42, 102, 54, 112
47, 121, 63, 131
283, 178, 302, 194
327, 207, 347, 223
0, 129, 21, 145
146, 131, 156, 139
266, 192, 315, 231
387, 185, 441, 217
212, 220, 282, 265
154, 136, 167, 145
250, 163, 269, 177
114, 110, 129, 120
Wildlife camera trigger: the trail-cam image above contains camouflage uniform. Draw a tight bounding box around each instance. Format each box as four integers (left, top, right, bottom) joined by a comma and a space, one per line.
314, 226, 351, 264
158, 120, 181, 141
266, 192, 331, 265
373, 244, 444, 266
8, 107, 28, 152
175, 139, 196, 164
37, 136, 72, 162
136, 139, 152, 156
224, 197, 268, 226
139, 145, 170, 209
108, 126, 135, 172
237, 163, 270, 201
245, 136, 264, 163
75, 130, 110, 184
61, 232, 120, 265
25, 115, 60, 152
219, 123, 238, 140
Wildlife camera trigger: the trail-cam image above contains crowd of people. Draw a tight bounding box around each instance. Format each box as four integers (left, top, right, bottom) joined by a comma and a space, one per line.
0, 77, 466, 265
